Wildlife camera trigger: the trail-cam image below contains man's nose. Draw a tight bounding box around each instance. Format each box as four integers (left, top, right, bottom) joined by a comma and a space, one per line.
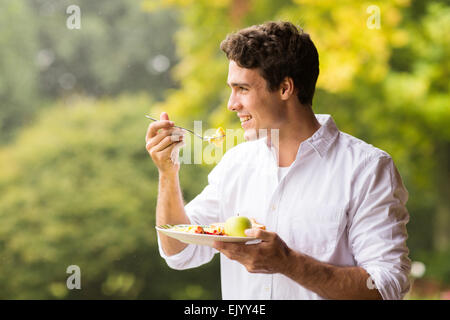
227, 93, 241, 111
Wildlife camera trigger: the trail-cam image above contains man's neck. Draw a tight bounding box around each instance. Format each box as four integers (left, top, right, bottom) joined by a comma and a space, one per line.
267, 105, 321, 167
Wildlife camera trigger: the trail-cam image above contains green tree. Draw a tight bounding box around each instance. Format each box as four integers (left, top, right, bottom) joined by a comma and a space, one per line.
0, 0, 38, 143
30, 0, 179, 99
1, 0, 180, 144
0, 94, 220, 299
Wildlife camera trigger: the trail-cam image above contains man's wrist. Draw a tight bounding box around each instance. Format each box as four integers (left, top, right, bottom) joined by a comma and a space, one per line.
280, 246, 304, 278
159, 169, 179, 181
280, 248, 328, 290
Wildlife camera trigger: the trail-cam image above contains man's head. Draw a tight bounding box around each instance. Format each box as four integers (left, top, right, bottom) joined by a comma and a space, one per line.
220, 21, 319, 107
220, 21, 319, 141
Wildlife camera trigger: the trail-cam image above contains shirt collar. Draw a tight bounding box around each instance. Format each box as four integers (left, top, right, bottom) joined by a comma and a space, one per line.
305, 114, 340, 158
259, 114, 340, 160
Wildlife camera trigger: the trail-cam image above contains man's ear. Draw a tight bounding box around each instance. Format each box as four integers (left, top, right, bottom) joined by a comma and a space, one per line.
280, 77, 295, 100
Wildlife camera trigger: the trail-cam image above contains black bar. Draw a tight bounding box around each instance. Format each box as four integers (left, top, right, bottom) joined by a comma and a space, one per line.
0, 300, 445, 318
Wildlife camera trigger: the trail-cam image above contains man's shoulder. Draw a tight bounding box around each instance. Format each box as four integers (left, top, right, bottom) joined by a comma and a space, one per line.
336, 131, 392, 166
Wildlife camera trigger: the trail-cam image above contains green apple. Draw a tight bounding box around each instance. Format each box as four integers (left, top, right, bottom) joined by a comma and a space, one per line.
224, 216, 252, 237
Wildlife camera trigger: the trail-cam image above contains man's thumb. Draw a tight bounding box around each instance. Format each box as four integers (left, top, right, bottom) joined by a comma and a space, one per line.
245, 228, 275, 242
160, 112, 169, 121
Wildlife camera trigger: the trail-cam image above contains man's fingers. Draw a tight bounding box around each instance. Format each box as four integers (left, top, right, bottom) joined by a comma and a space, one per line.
213, 241, 224, 251
160, 112, 169, 121
244, 228, 274, 241
146, 128, 184, 151
151, 134, 184, 154
213, 241, 247, 259
145, 120, 174, 142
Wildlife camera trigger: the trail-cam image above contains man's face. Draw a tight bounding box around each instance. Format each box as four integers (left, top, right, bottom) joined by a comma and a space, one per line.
227, 60, 283, 141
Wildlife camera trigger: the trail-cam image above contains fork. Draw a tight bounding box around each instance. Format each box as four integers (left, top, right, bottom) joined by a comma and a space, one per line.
145, 115, 225, 141
157, 224, 173, 229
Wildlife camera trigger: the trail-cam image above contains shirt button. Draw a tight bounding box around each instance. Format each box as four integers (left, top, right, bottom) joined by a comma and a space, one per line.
271, 205, 276, 211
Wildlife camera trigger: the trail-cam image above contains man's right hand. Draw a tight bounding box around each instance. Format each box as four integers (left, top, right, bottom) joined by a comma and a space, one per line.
145, 112, 185, 175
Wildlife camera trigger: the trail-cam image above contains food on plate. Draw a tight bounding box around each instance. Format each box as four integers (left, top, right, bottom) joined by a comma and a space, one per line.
171, 224, 225, 235
249, 218, 266, 230
224, 216, 252, 237
168, 216, 265, 237
171, 225, 204, 234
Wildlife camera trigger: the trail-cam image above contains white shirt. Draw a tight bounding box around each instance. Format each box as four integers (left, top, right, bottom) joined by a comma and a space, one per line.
277, 166, 290, 182
157, 114, 411, 300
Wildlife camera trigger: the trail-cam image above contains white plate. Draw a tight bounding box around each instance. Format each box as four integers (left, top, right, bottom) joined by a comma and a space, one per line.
155, 224, 259, 247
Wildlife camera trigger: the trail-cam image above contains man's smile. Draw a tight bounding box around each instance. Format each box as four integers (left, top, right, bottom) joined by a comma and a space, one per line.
239, 114, 253, 128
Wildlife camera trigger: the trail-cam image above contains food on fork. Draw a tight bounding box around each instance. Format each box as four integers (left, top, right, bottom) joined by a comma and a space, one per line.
145, 115, 225, 145
206, 127, 226, 146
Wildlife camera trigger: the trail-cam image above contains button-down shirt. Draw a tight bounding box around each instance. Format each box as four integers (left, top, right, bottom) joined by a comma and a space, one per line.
157, 114, 411, 300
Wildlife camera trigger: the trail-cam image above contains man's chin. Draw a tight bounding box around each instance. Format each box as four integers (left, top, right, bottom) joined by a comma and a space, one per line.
243, 128, 259, 141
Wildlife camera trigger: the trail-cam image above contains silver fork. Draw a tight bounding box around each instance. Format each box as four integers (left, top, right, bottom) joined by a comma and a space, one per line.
145, 115, 225, 141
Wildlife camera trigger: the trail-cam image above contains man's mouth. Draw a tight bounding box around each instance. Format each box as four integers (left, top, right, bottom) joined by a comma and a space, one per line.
239, 115, 253, 124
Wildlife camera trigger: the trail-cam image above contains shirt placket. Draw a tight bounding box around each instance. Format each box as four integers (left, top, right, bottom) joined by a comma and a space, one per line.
264, 142, 310, 299
257, 146, 277, 299
263, 147, 289, 299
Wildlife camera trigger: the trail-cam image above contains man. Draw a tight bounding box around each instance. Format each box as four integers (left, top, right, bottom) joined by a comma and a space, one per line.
145, 21, 411, 300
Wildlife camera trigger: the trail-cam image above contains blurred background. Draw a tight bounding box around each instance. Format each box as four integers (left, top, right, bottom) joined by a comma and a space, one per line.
0, 0, 448, 299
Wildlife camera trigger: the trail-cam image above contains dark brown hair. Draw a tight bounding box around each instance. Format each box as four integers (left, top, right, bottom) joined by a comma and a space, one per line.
220, 21, 319, 106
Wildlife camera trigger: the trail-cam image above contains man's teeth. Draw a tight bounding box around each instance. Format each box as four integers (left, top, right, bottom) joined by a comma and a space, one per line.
240, 116, 252, 123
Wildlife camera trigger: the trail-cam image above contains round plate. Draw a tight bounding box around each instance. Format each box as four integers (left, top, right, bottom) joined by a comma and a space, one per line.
155, 225, 259, 247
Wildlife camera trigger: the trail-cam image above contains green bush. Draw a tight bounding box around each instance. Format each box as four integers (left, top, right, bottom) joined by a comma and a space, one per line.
0, 94, 221, 299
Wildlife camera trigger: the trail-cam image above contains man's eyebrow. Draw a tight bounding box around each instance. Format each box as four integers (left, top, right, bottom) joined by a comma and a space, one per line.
227, 82, 251, 88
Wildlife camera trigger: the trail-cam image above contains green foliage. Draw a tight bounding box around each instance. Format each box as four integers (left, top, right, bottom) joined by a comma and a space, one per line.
0, 95, 220, 299
30, 0, 179, 99
0, 0, 449, 299
1, 0, 179, 143
0, 0, 38, 143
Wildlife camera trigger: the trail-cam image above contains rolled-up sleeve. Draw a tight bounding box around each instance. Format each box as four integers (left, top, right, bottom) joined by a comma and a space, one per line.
157, 153, 230, 270
349, 154, 411, 300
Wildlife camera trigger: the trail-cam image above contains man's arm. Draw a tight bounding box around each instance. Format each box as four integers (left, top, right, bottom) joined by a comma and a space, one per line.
283, 248, 382, 300
146, 112, 189, 256
156, 172, 190, 256
213, 229, 382, 300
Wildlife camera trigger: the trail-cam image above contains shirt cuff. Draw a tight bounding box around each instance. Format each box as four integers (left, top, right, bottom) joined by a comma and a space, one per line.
364, 265, 410, 300
157, 232, 197, 270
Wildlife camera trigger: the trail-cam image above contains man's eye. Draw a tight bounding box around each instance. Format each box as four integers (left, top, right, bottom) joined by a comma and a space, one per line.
240, 87, 248, 91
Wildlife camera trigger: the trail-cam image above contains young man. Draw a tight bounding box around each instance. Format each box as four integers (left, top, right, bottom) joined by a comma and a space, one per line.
145, 21, 411, 300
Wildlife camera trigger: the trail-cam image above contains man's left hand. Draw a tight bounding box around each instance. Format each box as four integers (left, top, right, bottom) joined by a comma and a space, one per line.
213, 229, 292, 274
